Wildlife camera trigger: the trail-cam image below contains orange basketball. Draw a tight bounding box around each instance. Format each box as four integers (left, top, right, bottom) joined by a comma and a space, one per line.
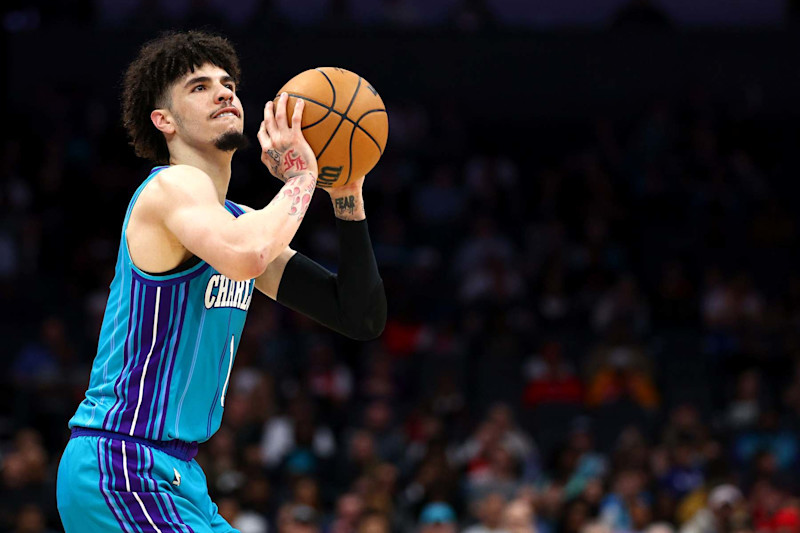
276, 67, 389, 188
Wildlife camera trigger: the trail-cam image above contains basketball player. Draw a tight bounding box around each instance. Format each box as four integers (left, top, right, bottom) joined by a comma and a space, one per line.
56, 31, 386, 532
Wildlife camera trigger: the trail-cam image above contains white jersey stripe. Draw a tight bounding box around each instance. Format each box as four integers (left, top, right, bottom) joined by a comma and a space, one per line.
130, 286, 161, 436
221, 335, 234, 407
133, 492, 163, 533
122, 441, 131, 491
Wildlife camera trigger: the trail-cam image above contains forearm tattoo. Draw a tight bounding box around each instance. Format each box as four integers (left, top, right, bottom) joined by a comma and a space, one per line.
333, 194, 362, 220
281, 172, 316, 221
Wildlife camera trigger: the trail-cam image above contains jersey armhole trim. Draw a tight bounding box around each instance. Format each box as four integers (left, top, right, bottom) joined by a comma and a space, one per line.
123, 165, 213, 285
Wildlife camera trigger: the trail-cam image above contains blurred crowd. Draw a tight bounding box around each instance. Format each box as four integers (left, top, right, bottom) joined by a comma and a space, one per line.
4, 17, 800, 533
0, 0, 727, 33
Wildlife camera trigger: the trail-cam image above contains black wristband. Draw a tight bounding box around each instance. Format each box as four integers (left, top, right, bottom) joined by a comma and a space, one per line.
277, 219, 386, 340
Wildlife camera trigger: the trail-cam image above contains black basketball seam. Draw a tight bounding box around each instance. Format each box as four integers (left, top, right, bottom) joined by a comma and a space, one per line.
352, 109, 388, 154
345, 109, 387, 186
297, 69, 337, 132
316, 76, 362, 165
287, 93, 385, 144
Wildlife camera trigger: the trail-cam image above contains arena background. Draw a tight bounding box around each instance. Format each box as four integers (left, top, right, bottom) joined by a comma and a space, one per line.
3, 1, 800, 532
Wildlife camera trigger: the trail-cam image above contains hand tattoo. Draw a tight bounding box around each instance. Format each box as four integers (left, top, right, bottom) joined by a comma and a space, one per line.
265, 148, 282, 177
282, 150, 309, 176
266, 149, 281, 163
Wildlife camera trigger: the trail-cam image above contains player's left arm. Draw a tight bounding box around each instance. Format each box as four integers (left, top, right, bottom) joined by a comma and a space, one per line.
245, 177, 386, 341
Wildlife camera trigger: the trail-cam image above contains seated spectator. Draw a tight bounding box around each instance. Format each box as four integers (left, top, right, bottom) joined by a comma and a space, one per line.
680, 485, 745, 533
418, 502, 458, 533
726, 370, 765, 432
503, 498, 537, 533
329, 493, 364, 533
558, 498, 594, 533
522, 340, 583, 408
463, 492, 507, 533
276, 503, 321, 533
599, 468, 648, 533
584, 345, 659, 411
260, 396, 336, 469
732, 411, 798, 473
357, 510, 392, 533
659, 439, 705, 502
362, 400, 406, 464
750, 478, 800, 533
592, 276, 650, 338
465, 443, 524, 506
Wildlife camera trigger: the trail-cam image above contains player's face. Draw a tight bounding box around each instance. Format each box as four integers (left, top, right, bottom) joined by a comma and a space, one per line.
166, 63, 245, 148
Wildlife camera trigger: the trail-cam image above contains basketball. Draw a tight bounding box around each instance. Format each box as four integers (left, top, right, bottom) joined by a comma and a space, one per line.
276, 67, 388, 188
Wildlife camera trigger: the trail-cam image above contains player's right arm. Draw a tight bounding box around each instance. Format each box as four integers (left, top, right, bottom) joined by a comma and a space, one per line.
143, 95, 318, 282
150, 164, 316, 281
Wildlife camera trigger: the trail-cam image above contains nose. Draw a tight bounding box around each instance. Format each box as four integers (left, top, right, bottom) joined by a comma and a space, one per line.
216, 84, 234, 104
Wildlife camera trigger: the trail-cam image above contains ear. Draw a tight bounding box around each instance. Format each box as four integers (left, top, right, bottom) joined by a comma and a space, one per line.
151, 108, 176, 135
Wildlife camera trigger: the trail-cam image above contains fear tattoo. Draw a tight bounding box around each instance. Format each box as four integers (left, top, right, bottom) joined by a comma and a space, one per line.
334, 195, 356, 216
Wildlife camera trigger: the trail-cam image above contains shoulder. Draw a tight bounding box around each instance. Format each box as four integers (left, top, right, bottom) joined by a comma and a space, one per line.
150, 165, 213, 192
140, 165, 216, 208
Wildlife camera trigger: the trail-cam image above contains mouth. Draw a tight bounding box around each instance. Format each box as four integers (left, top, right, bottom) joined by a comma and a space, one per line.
212, 106, 240, 119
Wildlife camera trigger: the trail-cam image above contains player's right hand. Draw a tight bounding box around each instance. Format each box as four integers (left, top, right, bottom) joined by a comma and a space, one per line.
258, 92, 318, 182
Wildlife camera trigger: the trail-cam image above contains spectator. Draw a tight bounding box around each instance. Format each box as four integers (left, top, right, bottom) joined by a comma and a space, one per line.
522, 341, 583, 408
277, 504, 321, 533
357, 511, 392, 533
418, 502, 458, 533
503, 498, 537, 533
329, 493, 364, 533
680, 485, 745, 533
463, 492, 508, 533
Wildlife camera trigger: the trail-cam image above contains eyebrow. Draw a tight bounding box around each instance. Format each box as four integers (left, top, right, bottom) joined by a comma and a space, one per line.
183, 75, 235, 88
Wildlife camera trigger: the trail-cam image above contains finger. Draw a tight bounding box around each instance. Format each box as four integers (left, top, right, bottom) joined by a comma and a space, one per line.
275, 92, 288, 130
291, 99, 304, 131
264, 101, 279, 139
257, 120, 270, 147
257, 122, 272, 152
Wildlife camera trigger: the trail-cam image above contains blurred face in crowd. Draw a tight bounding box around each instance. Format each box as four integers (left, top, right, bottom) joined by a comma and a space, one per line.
351, 430, 377, 462
490, 445, 516, 477
358, 514, 391, 533
293, 477, 320, 507
278, 505, 320, 533
614, 469, 644, 500
563, 499, 592, 533
503, 499, 535, 533
16, 505, 46, 533
480, 493, 506, 528
336, 493, 364, 524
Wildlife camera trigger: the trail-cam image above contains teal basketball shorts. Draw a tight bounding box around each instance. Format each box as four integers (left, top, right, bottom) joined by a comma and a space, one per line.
57, 428, 238, 533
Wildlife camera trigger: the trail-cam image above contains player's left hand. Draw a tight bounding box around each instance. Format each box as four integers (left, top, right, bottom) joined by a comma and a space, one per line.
320, 176, 365, 196
325, 176, 366, 220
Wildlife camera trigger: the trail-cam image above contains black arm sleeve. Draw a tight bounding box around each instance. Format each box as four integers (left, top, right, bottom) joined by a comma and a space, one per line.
276, 218, 387, 340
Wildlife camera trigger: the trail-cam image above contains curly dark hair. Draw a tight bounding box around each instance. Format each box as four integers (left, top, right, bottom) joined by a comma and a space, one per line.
121, 31, 241, 164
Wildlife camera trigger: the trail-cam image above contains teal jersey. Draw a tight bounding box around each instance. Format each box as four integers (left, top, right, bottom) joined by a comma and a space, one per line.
69, 166, 255, 443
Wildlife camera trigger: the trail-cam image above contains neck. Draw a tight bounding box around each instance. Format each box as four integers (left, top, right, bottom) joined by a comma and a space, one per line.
168, 143, 234, 203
